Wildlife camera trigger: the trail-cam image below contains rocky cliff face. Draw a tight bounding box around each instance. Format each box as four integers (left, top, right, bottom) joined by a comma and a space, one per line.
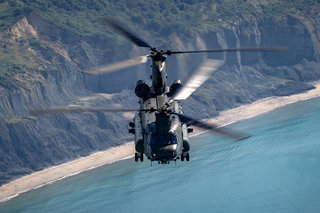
181, 15, 320, 119
0, 14, 137, 185
0, 13, 319, 185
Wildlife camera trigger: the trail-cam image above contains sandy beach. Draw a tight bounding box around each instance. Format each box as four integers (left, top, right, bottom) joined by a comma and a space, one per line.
0, 143, 135, 202
1, 82, 320, 202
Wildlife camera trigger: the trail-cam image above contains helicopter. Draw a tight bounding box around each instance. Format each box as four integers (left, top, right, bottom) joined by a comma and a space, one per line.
30, 18, 286, 164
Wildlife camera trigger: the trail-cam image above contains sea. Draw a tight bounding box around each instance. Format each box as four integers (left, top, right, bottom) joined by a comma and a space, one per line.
1, 97, 320, 213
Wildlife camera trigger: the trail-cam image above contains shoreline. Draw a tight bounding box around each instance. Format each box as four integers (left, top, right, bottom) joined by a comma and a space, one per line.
1, 82, 320, 203
0, 143, 135, 203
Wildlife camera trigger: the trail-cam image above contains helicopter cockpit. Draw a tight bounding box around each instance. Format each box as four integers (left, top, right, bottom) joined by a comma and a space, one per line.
149, 133, 178, 163
150, 134, 177, 145
147, 123, 178, 162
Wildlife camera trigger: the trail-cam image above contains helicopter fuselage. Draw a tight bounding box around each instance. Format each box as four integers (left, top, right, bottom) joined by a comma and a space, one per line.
131, 58, 191, 164
133, 95, 190, 164
151, 54, 168, 95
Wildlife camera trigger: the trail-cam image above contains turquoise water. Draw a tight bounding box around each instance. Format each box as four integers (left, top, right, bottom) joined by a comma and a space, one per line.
1, 97, 320, 213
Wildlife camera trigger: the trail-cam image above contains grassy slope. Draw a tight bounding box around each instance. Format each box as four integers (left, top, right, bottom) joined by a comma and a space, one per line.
5, 0, 318, 36
0, 0, 319, 89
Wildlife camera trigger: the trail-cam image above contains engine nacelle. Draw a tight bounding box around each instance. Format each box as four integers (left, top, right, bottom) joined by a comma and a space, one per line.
169, 80, 182, 95
135, 80, 150, 98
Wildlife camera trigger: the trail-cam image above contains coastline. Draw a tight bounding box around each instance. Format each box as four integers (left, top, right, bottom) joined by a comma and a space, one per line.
1, 82, 320, 202
0, 143, 135, 203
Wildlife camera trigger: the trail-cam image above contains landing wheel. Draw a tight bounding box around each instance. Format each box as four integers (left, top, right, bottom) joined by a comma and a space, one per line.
181, 152, 189, 162
135, 153, 143, 162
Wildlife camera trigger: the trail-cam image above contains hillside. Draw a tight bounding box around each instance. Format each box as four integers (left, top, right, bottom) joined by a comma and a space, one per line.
1, 0, 320, 89
0, 0, 320, 185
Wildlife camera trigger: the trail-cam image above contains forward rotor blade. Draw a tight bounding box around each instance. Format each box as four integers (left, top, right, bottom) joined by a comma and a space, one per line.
172, 112, 250, 141
100, 18, 152, 48
29, 107, 147, 116
168, 46, 288, 55
80, 55, 149, 75
171, 59, 224, 101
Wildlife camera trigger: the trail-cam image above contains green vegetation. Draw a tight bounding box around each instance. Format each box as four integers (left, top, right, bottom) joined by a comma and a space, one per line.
0, 36, 40, 89
2, 0, 320, 38
0, 0, 319, 90
0, 1, 16, 30
0, 52, 27, 89
7, 116, 37, 124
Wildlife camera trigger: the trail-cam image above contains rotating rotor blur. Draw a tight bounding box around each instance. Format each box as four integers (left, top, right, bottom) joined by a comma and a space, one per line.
30, 59, 247, 141
80, 17, 287, 75
30, 18, 288, 141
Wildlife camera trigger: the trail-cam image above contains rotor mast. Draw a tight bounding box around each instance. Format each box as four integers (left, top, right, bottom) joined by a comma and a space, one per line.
150, 49, 168, 95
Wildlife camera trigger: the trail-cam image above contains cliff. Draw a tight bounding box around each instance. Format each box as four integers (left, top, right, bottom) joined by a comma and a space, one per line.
0, 13, 137, 184
0, 2, 320, 185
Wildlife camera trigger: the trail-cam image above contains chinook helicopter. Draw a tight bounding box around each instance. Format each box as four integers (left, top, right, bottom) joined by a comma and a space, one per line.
30, 18, 286, 164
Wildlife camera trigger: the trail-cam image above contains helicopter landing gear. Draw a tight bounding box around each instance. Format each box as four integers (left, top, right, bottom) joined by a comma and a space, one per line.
181, 152, 189, 162
135, 153, 143, 162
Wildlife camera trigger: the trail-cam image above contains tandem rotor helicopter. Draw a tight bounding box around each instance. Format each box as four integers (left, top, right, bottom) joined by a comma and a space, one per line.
30, 18, 286, 164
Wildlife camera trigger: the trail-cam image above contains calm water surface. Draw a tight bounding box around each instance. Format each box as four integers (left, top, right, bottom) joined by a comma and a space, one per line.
1, 98, 320, 213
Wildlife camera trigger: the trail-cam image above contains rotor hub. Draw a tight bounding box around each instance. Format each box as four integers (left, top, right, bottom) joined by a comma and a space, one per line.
150, 49, 168, 61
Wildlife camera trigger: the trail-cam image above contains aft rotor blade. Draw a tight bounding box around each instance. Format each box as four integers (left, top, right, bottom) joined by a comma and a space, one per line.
101, 18, 152, 48
171, 59, 224, 101
80, 55, 149, 75
29, 107, 148, 116
172, 112, 250, 141
168, 46, 288, 55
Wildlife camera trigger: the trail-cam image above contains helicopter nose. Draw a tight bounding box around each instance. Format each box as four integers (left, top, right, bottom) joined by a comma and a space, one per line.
150, 144, 177, 159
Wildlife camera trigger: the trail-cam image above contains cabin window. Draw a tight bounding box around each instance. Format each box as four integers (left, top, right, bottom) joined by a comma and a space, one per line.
150, 134, 177, 145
